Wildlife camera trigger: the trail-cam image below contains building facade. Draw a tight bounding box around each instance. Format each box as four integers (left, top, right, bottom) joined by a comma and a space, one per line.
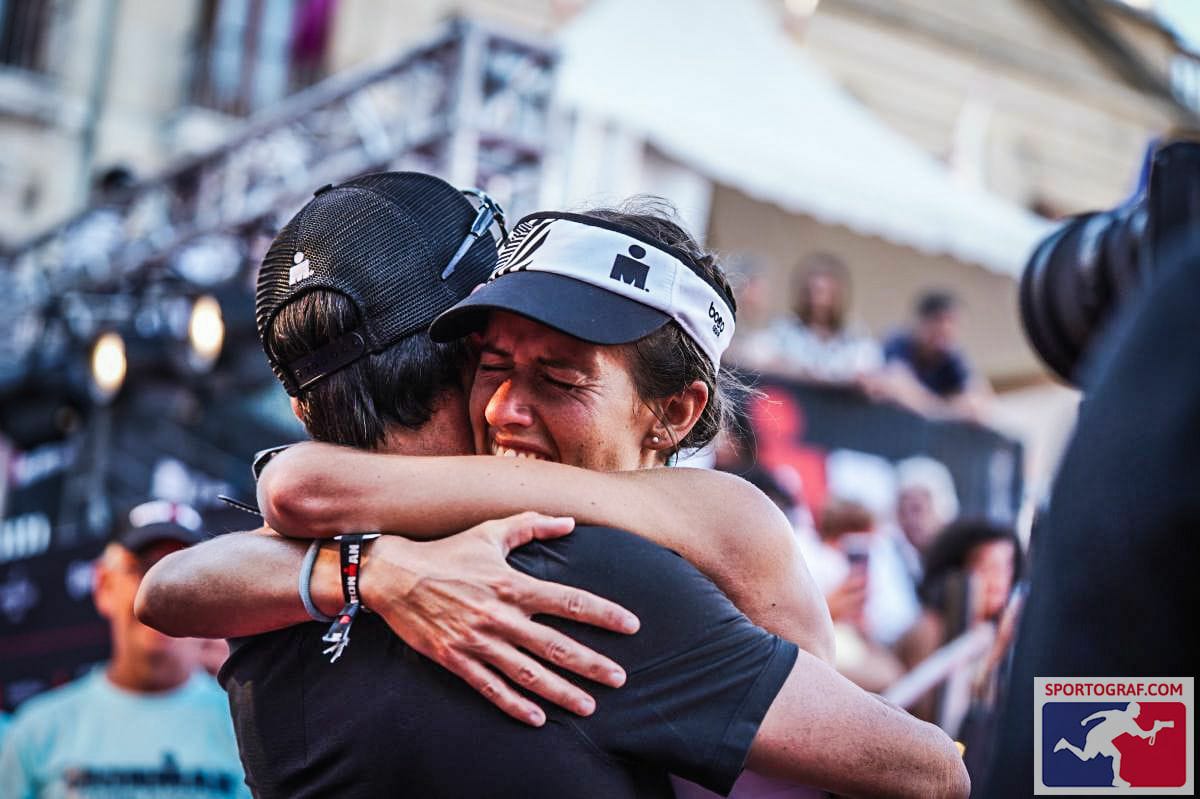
1, 0, 1191, 393
797, 0, 1192, 216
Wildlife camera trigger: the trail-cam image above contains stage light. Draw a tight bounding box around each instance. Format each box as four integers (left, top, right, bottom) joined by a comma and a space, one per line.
90, 331, 126, 402
188, 295, 224, 370
174, 236, 242, 286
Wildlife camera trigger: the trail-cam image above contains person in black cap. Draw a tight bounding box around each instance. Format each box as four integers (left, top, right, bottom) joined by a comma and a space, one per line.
0, 501, 249, 799
141, 172, 640, 721
881, 290, 992, 421
142, 185, 967, 798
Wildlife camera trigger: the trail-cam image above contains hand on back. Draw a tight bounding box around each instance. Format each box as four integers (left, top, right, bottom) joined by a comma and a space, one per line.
360, 512, 640, 726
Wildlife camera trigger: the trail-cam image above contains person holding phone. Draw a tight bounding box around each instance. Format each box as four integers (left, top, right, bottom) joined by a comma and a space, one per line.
801, 500, 905, 692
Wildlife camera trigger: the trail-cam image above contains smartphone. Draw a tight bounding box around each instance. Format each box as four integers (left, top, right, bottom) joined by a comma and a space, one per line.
841, 532, 872, 571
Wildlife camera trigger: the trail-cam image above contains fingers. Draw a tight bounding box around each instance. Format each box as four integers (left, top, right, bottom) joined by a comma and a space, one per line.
522, 578, 640, 635
525, 515, 575, 541
505, 618, 627, 688
442, 652, 547, 728
485, 643, 599, 718
485, 512, 575, 553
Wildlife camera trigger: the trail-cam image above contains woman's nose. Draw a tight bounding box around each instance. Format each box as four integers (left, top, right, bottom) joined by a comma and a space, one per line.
484, 378, 534, 430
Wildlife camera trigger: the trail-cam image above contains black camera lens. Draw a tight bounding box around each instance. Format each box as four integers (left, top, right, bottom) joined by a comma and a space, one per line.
1019, 140, 1199, 386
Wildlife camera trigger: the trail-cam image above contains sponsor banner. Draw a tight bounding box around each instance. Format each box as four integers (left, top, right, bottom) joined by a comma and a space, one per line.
0, 437, 108, 712
1035, 677, 1194, 795
742, 378, 1023, 520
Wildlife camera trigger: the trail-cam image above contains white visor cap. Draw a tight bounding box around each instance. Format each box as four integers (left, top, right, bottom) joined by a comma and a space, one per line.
430, 212, 736, 369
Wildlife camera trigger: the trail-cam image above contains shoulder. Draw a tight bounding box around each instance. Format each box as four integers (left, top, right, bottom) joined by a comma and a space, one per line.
842, 323, 880, 348
171, 674, 240, 748
945, 348, 971, 374
678, 469, 797, 561
883, 331, 911, 357
179, 671, 233, 708
765, 318, 818, 346
3, 675, 95, 758
657, 466, 787, 519
537, 526, 798, 794
654, 468, 799, 586
9, 674, 93, 727
767, 316, 804, 335
653, 468, 795, 562
515, 526, 750, 649
521, 525, 710, 594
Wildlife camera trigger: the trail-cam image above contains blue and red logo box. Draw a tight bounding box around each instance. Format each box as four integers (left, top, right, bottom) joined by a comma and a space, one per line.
1035, 677, 1193, 795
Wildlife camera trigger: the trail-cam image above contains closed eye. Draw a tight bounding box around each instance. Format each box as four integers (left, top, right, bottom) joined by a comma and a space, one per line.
543, 375, 579, 390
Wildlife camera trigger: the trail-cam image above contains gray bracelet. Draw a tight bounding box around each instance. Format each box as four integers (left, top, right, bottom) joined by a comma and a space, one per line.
299, 539, 336, 623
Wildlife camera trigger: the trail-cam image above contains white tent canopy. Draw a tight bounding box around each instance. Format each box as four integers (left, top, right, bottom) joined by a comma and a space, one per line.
555, 0, 1053, 277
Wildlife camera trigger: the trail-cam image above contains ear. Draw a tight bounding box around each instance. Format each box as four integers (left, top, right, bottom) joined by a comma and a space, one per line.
644, 380, 710, 456
289, 396, 303, 422
92, 555, 117, 620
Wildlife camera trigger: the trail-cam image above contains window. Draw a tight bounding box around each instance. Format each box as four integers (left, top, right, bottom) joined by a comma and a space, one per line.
0, 0, 53, 73
190, 0, 333, 116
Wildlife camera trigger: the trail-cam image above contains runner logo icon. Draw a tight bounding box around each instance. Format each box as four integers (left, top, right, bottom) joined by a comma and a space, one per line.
1035, 677, 1193, 795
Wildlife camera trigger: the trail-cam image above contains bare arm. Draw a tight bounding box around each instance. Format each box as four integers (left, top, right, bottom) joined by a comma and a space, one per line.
135, 514, 640, 726
259, 442, 834, 661
875, 363, 991, 424
136, 528, 318, 637
946, 374, 993, 423
746, 650, 970, 799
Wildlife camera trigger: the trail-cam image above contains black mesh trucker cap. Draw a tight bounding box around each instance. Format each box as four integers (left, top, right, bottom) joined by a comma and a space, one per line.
256, 172, 499, 394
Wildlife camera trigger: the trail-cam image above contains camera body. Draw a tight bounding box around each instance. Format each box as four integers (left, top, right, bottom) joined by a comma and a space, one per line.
1019, 139, 1200, 385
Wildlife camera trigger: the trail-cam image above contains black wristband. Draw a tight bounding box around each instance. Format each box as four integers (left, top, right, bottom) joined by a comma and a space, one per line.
321, 533, 380, 663
339, 534, 369, 607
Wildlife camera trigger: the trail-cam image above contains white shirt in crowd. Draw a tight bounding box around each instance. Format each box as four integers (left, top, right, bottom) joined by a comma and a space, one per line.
741, 317, 882, 383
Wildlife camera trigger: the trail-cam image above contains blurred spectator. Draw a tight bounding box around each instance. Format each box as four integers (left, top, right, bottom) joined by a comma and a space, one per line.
879, 290, 992, 421
722, 255, 772, 343
0, 502, 248, 799
865, 456, 960, 646
196, 638, 231, 678
740, 253, 882, 383
897, 519, 1020, 722
90, 164, 137, 204
798, 500, 904, 693
894, 456, 960, 555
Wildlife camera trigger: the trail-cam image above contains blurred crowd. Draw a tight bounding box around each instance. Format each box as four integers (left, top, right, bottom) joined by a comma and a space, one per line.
729, 251, 993, 424
714, 250, 1019, 733
715, 438, 1018, 737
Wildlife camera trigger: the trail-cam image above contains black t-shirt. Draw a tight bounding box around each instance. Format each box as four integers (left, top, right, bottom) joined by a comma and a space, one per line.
220, 526, 798, 798
883, 332, 970, 397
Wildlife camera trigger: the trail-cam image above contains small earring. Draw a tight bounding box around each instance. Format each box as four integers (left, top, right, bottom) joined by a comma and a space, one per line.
650, 435, 661, 445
